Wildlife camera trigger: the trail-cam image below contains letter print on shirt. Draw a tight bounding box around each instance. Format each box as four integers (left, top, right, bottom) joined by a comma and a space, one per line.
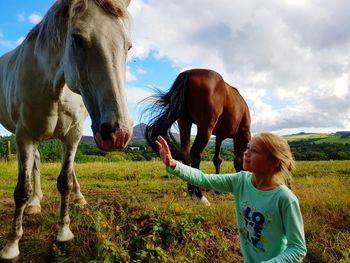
239, 202, 271, 253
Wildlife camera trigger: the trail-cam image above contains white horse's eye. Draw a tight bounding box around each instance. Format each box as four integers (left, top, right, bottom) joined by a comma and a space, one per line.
71, 34, 85, 49
128, 44, 132, 51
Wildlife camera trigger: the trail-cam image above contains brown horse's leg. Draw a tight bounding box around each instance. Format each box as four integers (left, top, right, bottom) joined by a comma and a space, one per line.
234, 127, 251, 172
178, 118, 208, 203
213, 137, 223, 174
189, 129, 212, 204
177, 117, 201, 199
188, 146, 202, 199
212, 137, 224, 195
0, 137, 37, 260
178, 117, 192, 165
191, 130, 212, 168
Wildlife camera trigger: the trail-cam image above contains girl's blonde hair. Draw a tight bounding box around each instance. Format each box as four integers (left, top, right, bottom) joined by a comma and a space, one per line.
254, 132, 295, 187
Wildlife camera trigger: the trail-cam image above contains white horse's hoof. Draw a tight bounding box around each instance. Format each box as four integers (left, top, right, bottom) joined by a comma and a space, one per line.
57, 226, 74, 242
73, 197, 87, 206
200, 196, 211, 206
0, 240, 20, 260
25, 205, 42, 215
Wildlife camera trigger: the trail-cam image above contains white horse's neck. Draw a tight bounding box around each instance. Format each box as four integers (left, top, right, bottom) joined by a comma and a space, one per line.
36, 42, 65, 94
25, 3, 68, 97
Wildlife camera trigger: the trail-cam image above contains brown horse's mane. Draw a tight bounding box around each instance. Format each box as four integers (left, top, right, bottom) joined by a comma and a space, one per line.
26, 0, 129, 50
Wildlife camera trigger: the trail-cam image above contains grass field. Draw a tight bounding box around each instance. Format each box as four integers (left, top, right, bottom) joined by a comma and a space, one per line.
314, 136, 350, 144
0, 160, 350, 262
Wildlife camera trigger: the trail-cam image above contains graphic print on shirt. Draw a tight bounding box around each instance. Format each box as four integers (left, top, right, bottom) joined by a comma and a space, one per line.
240, 204, 271, 253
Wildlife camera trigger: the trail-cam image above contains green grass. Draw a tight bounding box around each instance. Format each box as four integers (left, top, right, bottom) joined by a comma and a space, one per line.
0, 160, 350, 262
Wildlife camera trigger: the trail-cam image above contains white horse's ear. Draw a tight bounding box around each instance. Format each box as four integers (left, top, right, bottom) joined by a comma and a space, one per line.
57, 0, 71, 6
123, 0, 131, 7
56, 0, 70, 6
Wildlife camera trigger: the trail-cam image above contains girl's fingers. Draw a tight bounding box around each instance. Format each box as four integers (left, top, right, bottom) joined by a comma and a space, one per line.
156, 136, 172, 160
156, 136, 163, 146
160, 136, 170, 151
157, 135, 166, 144
157, 136, 168, 150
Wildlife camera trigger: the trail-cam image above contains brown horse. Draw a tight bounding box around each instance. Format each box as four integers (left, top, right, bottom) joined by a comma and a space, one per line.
145, 69, 251, 205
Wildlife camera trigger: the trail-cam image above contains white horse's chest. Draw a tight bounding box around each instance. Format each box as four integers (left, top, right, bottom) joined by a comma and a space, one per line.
20, 92, 87, 140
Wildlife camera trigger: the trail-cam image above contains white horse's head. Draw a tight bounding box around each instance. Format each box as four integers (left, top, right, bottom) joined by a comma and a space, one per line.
59, 0, 133, 150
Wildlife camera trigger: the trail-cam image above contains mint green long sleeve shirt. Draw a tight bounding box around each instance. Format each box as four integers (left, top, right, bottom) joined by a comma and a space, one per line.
166, 161, 307, 263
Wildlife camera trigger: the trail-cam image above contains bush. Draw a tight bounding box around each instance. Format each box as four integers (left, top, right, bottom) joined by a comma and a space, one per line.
105, 152, 127, 162
75, 154, 107, 162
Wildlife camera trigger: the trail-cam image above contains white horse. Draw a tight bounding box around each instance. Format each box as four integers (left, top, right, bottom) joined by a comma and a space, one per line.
0, 0, 133, 260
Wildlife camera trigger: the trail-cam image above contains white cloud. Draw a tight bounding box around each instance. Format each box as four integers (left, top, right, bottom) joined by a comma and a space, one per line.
15, 11, 42, 24
129, 0, 350, 133
136, 65, 146, 75
0, 39, 13, 48
0, 35, 25, 49
15, 37, 25, 46
126, 87, 152, 104
126, 66, 137, 81
333, 73, 348, 97
17, 13, 25, 22
28, 13, 43, 24
284, 0, 308, 5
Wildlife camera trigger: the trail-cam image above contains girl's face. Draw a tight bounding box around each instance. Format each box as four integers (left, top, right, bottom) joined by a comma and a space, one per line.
243, 136, 275, 176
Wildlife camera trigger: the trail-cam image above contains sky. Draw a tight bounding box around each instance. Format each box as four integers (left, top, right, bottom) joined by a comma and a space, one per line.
0, 0, 349, 137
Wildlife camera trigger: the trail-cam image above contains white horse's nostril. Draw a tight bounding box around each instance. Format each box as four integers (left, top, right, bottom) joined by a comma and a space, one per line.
100, 122, 116, 140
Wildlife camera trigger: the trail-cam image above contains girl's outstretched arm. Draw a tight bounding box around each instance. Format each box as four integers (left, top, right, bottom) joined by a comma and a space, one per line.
157, 135, 239, 194
155, 136, 176, 168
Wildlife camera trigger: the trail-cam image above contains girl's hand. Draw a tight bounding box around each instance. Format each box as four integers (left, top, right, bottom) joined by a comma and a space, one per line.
155, 136, 176, 169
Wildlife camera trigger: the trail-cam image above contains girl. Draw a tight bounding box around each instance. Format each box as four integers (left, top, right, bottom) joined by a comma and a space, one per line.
156, 133, 307, 262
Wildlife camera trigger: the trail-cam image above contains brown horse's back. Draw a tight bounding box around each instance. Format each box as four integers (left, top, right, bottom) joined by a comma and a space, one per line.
185, 69, 225, 127
185, 69, 250, 139
214, 83, 251, 138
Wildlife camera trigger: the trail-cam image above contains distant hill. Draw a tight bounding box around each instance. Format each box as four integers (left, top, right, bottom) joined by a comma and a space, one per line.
132, 123, 147, 140
80, 135, 95, 144
283, 132, 329, 141
80, 129, 350, 147
283, 131, 350, 144
2, 128, 350, 161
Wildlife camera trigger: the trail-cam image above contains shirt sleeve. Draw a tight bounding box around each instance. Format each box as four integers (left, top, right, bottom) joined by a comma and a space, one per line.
262, 201, 307, 263
166, 161, 241, 193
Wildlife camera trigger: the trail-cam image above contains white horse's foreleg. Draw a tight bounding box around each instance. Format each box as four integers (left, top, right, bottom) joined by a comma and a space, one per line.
0, 239, 20, 260
200, 196, 211, 206
56, 143, 78, 242
72, 169, 87, 205
0, 138, 36, 260
25, 149, 43, 215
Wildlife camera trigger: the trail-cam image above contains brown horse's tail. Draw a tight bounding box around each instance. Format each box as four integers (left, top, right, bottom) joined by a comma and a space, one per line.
143, 71, 190, 163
